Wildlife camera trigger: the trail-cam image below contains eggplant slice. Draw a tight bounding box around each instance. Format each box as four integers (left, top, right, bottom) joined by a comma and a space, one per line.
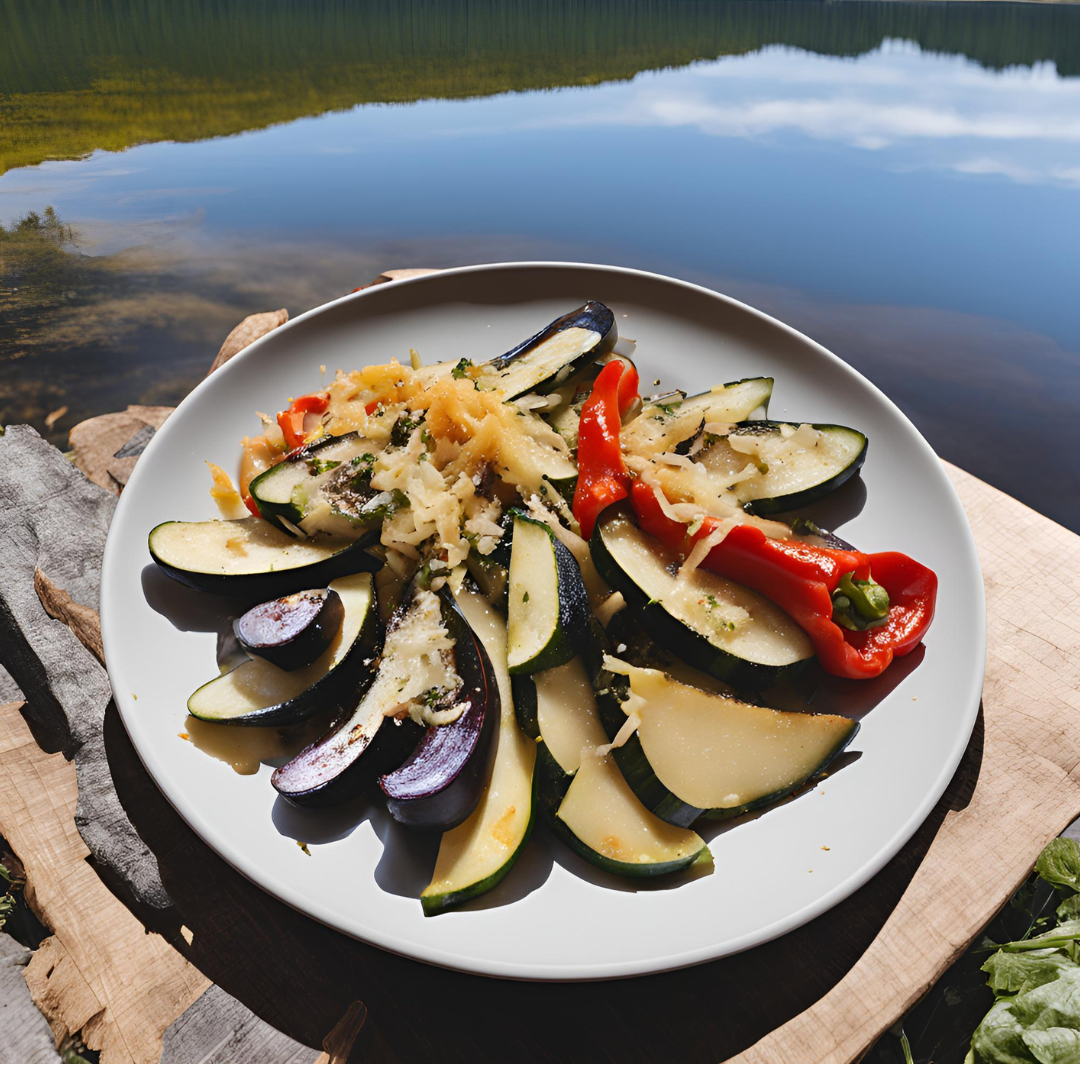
186, 573, 379, 726
379, 592, 499, 831
272, 584, 496, 816
478, 301, 617, 400
149, 518, 379, 599
234, 588, 345, 671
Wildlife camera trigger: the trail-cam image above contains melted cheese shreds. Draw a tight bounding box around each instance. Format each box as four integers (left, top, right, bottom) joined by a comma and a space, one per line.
681, 519, 737, 576
206, 461, 248, 519
382, 590, 462, 718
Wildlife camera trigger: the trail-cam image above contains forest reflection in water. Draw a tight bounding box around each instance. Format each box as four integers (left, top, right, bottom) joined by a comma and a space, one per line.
1, 0, 1078, 529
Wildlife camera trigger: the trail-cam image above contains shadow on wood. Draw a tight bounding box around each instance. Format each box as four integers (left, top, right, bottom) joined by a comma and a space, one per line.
100, 695, 983, 1062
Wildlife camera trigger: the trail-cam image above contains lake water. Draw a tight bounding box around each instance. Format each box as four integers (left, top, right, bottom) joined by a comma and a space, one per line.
2, 0, 1079, 528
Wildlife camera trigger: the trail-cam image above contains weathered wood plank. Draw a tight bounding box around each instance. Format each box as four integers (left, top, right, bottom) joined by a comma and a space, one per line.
0, 932, 60, 1065
0, 702, 209, 1063
0, 424, 169, 912
732, 465, 1080, 1063
160, 984, 316, 1064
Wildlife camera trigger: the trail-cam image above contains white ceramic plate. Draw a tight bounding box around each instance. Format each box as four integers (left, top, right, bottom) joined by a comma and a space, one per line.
101, 263, 985, 980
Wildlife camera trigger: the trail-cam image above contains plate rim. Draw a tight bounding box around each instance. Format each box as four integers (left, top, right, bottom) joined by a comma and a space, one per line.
100, 260, 987, 981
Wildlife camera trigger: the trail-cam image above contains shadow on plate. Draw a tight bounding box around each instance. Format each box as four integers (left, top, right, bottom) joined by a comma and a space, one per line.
143, 563, 250, 671
773, 474, 867, 533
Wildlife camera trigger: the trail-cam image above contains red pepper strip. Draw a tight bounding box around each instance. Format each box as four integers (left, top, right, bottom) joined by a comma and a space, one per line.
276, 392, 330, 450
573, 358, 639, 539
243, 494, 262, 518
630, 481, 937, 679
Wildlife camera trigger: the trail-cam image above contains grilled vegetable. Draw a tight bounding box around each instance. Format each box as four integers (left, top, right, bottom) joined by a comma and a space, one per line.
420, 590, 537, 915
591, 510, 814, 688
478, 301, 618, 400
515, 652, 709, 877
271, 582, 453, 806
597, 659, 858, 827
572, 355, 640, 539
186, 573, 379, 726
148, 518, 379, 599
620, 376, 773, 459
691, 420, 867, 515
630, 481, 938, 681
233, 588, 344, 671
544, 753, 711, 878
512, 655, 599, 792
248, 431, 393, 537
379, 591, 500, 831
541, 363, 603, 451
506, 512, 590, 676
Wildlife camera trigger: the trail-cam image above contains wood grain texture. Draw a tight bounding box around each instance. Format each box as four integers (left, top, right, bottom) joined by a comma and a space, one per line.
0, 702, 210, 1063
731, 463, 1080, 1063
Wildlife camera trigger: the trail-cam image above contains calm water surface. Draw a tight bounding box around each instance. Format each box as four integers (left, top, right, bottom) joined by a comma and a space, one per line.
1, 0, 1078, 527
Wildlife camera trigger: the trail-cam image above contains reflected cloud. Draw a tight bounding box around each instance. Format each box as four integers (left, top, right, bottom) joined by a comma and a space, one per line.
487, 42, 1080, 188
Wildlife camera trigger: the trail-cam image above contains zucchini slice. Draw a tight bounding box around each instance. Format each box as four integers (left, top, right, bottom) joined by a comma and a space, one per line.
515, 653, 709, 878
600, 660, 858, 827
591, 512, 813, 688
249, 431, 393, 538
547, 754, 710, 878
694, 421, 867, 515
513, 656, 604, 787
421, 590, 537, 915
506, 512, 590, 676
148, 518, 379, 599
478, 301, 618, 400
620, 376, 773, 459
187, 573, 379, 726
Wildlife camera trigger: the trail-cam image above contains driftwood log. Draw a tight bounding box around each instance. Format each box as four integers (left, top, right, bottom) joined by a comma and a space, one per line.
2, 280, 1079, 1062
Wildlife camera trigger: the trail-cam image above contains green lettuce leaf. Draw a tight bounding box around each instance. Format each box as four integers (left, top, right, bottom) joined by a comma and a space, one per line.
982, 950, 1074, 996
973, 965, 1080, 1064
1035, 838, 1080, 893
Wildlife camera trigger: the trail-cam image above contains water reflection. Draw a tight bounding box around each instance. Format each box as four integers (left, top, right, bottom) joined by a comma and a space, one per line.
1, 1, 1078, 530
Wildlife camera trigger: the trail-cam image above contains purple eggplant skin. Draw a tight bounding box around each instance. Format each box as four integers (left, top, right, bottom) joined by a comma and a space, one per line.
271, 706, 419, 809
270, 579, 426, 807
234, 588, 344, 671
490, 300, 617, 369
379, 594, 499, 831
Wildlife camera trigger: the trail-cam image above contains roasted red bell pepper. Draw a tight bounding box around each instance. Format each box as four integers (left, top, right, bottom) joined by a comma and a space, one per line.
572, 357, 639, 539
276, 393, 330, 450
630, 481, 937, 679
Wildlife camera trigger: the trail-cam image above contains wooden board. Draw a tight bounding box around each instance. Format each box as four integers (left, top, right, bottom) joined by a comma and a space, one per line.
731, 464, 1080, 1062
